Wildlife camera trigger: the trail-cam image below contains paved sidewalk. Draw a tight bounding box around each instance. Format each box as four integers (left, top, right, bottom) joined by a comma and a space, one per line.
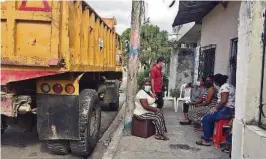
113, 102, 230, 159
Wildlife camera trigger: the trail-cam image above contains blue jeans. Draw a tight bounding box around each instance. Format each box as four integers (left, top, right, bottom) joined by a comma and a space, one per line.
226, 133, 232, 144
202, 106, 234, 142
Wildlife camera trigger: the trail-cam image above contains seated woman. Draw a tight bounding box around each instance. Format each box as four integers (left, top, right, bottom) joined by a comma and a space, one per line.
188, 76, 218, 125
134, 79, 168, 140
196, 74, 235, 146
179, 76, 207, 125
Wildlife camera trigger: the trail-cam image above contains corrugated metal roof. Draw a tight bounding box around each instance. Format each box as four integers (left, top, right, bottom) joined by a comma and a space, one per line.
172, 1, 219, 26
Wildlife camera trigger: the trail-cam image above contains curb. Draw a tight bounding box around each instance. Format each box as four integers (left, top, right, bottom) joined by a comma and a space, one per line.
89, 102, 125, 159
102, 122, 123, 159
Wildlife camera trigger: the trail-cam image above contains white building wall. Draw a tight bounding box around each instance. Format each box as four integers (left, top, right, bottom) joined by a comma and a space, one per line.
168, 48, 178, 92
193, 46, 200, 83
200, 2, 240, 75
168, 48, 194, 94
232, 1, 266, 159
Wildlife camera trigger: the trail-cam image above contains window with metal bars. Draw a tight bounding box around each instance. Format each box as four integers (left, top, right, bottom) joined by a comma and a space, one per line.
229, 38, 238, 87
198, 44, 216, 78
258, 10, 266, 130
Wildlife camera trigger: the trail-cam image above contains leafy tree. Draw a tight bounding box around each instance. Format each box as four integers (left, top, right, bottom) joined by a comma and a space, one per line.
121, 24, 171, 69
121, 28, 131, 66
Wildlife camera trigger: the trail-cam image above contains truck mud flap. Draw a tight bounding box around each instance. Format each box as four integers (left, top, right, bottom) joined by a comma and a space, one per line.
37, 94, 79, 140
103, 80, 120, 104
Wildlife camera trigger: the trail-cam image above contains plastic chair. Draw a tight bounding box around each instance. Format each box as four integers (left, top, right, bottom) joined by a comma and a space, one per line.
175, 84, 191, 112
213, 119, 231, 148
163, 88, 177, 111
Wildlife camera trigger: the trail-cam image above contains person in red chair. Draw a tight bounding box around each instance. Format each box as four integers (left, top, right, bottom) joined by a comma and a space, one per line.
133, 79, 168, 141
196, 74, 235, 146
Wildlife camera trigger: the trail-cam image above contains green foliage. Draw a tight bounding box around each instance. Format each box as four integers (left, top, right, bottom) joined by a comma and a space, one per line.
121, 28, 131, 66
121, 24, 171, 68
137, 69, 150, 90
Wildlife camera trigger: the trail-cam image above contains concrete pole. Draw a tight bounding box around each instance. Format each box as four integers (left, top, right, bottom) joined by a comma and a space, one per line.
123, 0, 143, 135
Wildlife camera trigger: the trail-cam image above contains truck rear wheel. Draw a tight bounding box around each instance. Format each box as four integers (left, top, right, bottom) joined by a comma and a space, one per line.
70, 89, 101, 157
1, 115, 8, 136
109, 80, 120, 111
110, 101, 119, 111
46, 140, 70, 155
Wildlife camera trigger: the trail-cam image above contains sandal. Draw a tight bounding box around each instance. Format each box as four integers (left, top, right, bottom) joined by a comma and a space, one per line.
161, 135, 169, 140
201, 136, 213, 141
194, 128, 203, 132
196, 140, 211, 146
154, 135, 168, 141
194, 123, 201, 129
179, 121, 191, 125
221, 148, 230, 153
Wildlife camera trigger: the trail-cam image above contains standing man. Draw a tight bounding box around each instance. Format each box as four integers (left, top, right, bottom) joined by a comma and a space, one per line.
151, 57, 165, 109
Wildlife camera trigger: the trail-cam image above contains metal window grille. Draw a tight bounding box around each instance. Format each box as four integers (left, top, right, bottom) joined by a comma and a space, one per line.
198, 44, 216, 78
259, 10, 266, 130
229, 38, 238, 87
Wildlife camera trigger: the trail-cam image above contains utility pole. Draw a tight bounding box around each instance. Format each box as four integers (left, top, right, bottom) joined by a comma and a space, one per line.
123, 0, 143, 135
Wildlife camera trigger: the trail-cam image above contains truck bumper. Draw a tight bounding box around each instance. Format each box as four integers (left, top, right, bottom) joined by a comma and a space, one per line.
37, 94, 80, 140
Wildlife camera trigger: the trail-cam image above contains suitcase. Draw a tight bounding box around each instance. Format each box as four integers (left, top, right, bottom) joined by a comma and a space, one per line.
131, 115, 155, 138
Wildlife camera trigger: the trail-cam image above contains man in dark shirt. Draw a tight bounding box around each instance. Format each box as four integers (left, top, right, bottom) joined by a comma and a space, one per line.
150, 57, 165, 109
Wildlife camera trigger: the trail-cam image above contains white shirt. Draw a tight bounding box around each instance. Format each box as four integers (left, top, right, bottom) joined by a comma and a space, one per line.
133, 90, 157, 116
217, 83, 235, 108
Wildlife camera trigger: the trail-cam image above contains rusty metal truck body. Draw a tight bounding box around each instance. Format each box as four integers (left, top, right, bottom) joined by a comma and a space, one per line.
1, 1, 122, 156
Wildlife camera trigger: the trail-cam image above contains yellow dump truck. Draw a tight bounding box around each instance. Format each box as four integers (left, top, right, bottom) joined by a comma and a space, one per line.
1, 1, 122, 156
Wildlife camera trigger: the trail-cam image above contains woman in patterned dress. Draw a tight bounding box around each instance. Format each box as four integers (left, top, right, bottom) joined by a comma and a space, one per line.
179, 77, 207, 125
180, 76, 218, 125
188, 76, 218, 125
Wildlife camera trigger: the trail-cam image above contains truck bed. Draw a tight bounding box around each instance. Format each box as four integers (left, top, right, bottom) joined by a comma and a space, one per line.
1, 1, 122, 84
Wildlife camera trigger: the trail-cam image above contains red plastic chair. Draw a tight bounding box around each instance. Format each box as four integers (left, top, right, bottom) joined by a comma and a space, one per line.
213, 119, 231, 148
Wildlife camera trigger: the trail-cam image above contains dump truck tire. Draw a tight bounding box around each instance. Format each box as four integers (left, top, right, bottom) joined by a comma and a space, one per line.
110, 101, 119, 111
1, 115, 7, 136
70, 89, 101, 157
1, 128, 6, 136
46, 140, 70, 155
109, 80, 120, 111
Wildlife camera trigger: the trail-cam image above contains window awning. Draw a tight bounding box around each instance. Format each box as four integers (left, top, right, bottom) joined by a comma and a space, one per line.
172, 1, 219, 26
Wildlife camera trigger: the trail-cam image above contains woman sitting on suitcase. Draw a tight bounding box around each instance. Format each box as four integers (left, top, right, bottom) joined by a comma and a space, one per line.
133, 79, 168, 140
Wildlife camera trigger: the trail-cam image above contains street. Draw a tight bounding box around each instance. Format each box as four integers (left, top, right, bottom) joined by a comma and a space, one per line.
1, 93, 126, 159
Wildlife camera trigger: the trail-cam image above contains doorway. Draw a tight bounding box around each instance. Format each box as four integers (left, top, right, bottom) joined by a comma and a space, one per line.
229, 38, 238, 87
